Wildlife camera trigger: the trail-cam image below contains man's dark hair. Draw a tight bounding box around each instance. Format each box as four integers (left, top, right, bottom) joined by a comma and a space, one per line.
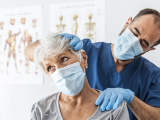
120, 8, 160, 47
132, 8, 160, 25
133, 8, 160, 47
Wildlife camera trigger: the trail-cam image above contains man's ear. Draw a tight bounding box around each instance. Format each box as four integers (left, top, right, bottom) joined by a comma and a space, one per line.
147, 47, 156, 52
123, 17, 132, 29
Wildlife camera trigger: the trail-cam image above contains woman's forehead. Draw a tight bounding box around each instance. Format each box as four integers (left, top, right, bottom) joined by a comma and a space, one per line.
42, 50, 73, 64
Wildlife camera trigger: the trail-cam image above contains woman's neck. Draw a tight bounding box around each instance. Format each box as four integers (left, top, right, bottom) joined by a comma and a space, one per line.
59, 77, 99, 107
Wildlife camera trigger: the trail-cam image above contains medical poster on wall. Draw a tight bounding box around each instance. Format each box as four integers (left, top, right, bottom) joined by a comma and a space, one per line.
50, 0, 106, 43
0, 6, 43, 85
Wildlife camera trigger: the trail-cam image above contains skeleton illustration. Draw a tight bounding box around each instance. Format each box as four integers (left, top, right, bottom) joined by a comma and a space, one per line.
32, 19, 36, 28
4, 30, 21, 74
0, 22, 4, 29
56, 15, 66, 33
19, 29, 32, 73
10, 18, 15, 25
84, 13, 96, 43
21, 17, 26, 24
71, 14, 78, 36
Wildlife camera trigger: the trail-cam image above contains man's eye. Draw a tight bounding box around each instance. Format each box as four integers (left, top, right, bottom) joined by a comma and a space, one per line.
62, 57, 68, 63
140, 40, 145, 47
133, 32, 138, 37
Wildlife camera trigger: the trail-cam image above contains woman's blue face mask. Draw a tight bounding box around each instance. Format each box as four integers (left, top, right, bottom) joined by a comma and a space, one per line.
50, 62, 85, 96
114, 28, 144, 60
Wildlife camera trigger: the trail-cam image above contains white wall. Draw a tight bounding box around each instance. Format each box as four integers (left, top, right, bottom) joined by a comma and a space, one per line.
0, 0, 160, 120
105, 0, 160, 67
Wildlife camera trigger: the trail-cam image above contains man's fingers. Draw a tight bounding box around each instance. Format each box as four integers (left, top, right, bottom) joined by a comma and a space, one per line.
64, 34, 71, 40
106, 91, 117, 110
74, 40, 83, 50
59, 33, 82, 50
95, 91, 106, 105
70, 37, 79, 47
113, 93, 123, 110
59, 33, 66, 37
99, 90, 112, 111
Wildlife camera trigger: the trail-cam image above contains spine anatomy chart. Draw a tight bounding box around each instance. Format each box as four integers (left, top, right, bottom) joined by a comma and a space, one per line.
56, 15, 66, 34
84, 13, 96, 43
71, 14, 78, 36
50, 0, 105, 43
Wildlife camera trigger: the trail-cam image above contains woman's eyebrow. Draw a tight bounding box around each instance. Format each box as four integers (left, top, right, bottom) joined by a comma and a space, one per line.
58, 53, 68, 59
44, 63, 50, 65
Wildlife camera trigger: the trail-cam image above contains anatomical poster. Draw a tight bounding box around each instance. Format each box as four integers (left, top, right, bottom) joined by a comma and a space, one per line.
0, 6, 43, 84
50, 0, 106, 43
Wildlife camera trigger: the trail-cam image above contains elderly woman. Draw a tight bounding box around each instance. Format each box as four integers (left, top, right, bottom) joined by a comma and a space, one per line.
30, 33, 129, 120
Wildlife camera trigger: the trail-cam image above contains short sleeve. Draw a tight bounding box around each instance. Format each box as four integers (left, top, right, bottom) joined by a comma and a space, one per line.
145, 70, 160, 107
114, 101, 130, 120
30, 103, 41, 120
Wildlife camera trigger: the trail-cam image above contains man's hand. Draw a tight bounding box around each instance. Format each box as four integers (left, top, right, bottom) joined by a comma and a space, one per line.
60, 33, 83, 50
24, 33, 83, 62
95, 88, 134, 111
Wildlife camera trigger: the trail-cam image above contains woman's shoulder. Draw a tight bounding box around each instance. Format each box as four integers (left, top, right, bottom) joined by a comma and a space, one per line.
33, 92, 60, 107
106, 100, 130, 120
30, 92, 61, 120
89, 100, 129, 120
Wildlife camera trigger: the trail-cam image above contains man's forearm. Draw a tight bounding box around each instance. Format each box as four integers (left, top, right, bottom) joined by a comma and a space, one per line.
24, 40, 39, 62
128, 96, 160, 120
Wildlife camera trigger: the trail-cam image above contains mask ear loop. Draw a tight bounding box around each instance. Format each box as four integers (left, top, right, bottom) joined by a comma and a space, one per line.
49, 75, 55, 86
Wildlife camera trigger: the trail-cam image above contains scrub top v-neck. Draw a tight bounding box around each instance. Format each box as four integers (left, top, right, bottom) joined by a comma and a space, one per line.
107, 42, 139, 87
82, 39, 160, 120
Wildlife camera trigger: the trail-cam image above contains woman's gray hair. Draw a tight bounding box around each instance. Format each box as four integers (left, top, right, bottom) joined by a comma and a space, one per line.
34, 33, 83, 74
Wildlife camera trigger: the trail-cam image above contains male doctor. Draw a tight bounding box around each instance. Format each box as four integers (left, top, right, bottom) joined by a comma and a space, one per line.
25, 8, 160, 120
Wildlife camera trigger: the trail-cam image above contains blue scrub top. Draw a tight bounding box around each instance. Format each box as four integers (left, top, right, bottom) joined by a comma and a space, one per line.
83, 39, 160, 120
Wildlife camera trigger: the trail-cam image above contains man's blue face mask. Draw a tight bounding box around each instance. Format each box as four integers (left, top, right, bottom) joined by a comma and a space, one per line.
114, 28, 144, 60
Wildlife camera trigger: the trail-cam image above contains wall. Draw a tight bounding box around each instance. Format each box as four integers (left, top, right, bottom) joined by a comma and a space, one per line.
0, 0, 160, 120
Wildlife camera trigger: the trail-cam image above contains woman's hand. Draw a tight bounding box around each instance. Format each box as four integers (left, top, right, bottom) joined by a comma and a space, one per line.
95, 88, 135, 111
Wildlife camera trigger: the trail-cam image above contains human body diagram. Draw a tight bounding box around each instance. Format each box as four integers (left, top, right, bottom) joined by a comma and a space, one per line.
4, 30, 21, 74
19, 29, 32, 73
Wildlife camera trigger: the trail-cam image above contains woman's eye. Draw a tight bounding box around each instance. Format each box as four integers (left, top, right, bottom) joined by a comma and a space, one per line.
62, 57, 68, 63
48, 66, 53, 72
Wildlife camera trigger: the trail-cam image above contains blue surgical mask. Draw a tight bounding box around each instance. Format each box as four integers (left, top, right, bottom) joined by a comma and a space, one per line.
50, 62, 85, 96
114, 28, 144, 60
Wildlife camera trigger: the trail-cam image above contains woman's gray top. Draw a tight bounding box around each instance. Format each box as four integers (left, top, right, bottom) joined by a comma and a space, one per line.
30, 92, 130, 120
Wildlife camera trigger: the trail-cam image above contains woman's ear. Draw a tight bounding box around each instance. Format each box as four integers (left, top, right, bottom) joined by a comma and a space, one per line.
81, 51, 88, 68
123, 17, 132, 29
